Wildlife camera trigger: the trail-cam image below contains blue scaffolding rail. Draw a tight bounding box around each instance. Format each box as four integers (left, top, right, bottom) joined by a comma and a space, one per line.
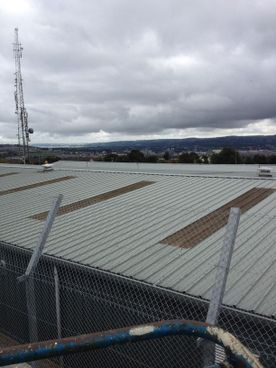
0, 320, 262, 368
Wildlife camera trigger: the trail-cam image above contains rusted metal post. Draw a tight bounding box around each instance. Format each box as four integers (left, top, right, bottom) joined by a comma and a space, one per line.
0, 320, 262, 368
203, 207, 240, 366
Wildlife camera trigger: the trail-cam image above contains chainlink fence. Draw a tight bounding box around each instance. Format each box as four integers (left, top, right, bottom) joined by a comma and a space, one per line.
0, 207, 275, 368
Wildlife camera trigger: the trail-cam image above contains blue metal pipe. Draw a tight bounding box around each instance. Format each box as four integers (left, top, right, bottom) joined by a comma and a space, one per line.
0, 320, 262, 368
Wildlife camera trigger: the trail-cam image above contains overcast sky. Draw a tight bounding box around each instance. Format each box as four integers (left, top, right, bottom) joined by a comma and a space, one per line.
1, 0, 276, 144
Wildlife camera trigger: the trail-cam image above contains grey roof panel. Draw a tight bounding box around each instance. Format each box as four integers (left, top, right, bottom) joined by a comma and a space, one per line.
0, 164, 275, 317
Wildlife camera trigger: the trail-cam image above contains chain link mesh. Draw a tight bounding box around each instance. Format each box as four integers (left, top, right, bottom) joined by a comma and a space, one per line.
0, 207, 275, 368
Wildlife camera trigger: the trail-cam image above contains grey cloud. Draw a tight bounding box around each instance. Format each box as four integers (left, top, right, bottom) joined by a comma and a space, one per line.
1, 0, 276, 143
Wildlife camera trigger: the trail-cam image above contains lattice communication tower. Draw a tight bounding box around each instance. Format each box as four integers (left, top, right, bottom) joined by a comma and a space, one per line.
13, 28, 33, 164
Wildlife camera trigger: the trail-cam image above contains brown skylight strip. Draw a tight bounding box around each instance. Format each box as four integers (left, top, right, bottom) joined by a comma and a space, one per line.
0, 176, 75, 196
0, 172, 18, 178
161, 187, 276, 249
31, 180, 155, 220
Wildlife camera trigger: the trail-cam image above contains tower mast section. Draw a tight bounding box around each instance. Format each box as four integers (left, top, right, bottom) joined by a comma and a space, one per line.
13, 28, 33, 164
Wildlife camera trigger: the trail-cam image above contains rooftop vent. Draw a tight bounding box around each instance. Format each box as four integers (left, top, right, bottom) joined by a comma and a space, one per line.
257, 166, 272, 177
42, 161, 54, 172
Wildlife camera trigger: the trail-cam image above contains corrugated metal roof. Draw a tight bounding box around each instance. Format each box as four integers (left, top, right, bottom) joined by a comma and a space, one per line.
0, 163, 275, 318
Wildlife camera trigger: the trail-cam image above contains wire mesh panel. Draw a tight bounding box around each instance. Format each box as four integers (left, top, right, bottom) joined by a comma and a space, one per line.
0, 206, 275, 368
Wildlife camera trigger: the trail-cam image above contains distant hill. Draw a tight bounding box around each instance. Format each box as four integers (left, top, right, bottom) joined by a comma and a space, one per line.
7, 134, 276, 153
82, 135, 276, 152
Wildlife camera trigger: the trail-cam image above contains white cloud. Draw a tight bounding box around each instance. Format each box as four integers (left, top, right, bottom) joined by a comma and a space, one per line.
149, 54, 202, 72
0, 0, 33, 15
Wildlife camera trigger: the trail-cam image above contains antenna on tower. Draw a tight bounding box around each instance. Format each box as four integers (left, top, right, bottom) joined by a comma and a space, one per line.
13, 28, 33, 164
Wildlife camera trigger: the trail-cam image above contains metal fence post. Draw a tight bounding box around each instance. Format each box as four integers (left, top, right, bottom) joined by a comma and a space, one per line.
203, 207, 240, 367
25, 277, 38, 344
54, 266, 64, 368
17, 195, 63, 366
18, 194, 63, 283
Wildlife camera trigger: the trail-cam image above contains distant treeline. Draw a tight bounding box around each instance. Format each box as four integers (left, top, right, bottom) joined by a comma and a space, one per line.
102, 148, 276, 164
2, 147, 276, 165
102, 150, 158, 163
210, 148, 276, 164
